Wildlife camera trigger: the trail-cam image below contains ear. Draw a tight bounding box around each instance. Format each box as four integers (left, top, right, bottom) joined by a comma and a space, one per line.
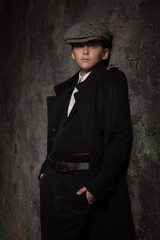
102, 48, 109, 60
71, 49, 76, 60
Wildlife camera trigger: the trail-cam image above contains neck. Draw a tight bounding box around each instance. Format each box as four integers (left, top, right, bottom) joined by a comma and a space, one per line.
80, 70, 90, 77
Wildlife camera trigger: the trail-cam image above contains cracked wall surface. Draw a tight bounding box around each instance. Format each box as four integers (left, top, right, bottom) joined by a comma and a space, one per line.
0, 0, 160, 239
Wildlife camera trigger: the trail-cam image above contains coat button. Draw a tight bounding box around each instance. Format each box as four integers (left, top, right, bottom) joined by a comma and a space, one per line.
99, 129, 104, 137
51, 128, 57, 137
52, 128, 57, 132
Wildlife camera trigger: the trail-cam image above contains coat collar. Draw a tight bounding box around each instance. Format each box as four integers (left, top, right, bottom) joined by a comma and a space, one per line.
54, 72, 79, 96
54, 62, 106, 96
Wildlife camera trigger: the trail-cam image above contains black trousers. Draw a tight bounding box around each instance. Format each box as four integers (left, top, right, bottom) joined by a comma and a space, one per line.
40, 166, 91, 240
40, 166, 136, 240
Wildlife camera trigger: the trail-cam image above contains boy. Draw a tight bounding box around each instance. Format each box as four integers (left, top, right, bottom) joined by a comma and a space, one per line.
39, 22, 135, 240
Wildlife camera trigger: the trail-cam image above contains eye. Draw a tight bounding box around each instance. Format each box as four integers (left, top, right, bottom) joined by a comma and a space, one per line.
90, 44, 97, 48
74, 43, 83, 48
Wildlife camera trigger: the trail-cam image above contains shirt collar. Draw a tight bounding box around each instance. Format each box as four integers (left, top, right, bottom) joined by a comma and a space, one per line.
78, 71, 91, 83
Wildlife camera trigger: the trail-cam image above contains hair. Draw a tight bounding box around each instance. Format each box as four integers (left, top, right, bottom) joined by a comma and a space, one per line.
102, 34, 113, 51
102, 34, 113, 66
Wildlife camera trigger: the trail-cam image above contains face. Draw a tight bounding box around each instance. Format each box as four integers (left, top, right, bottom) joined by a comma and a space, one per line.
71, 40, 109, 76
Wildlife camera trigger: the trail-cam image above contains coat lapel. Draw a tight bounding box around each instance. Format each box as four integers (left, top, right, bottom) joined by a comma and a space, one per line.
63, 104, 78, 125
49, 72, 79, 128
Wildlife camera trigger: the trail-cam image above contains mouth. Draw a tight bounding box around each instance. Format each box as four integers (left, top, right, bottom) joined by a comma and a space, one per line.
81, 58, 89, 62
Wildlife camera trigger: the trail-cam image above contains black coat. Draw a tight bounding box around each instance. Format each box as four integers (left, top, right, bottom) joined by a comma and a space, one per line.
39, 63, 135, 239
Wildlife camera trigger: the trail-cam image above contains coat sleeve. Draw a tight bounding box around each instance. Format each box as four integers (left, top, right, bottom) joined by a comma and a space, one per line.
86, 71, 133, 202
38, 157, 48, 180
38, 96, 56, 180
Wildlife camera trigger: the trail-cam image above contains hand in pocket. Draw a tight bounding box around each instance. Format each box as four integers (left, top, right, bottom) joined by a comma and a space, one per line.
77, 187, 96, 205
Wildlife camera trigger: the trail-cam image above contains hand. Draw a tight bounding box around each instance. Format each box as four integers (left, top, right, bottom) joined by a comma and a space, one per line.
77, 187, 96, 205
40, 173, 44, 179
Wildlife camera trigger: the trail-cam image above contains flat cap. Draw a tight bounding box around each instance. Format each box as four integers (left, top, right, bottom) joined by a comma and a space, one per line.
64, 22, 111, 44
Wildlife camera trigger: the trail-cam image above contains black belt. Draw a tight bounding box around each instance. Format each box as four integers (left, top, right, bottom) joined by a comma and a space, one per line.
47, 152, 91, 173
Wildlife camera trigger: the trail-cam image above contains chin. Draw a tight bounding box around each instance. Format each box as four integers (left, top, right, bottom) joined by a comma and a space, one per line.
81, 65, 94, 71
80, 67, 92, 73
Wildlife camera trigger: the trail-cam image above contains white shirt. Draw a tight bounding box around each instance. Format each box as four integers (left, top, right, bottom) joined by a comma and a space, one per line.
67, 71, 91, 116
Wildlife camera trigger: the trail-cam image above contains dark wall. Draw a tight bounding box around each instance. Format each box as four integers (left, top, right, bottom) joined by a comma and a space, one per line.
0, 0, 160, 239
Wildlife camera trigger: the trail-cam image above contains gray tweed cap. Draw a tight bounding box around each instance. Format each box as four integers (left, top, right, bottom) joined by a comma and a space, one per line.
64, 22, 111, 44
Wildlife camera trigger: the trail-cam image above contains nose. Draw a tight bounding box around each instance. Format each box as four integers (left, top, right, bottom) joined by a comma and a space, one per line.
83, 45, 89, 54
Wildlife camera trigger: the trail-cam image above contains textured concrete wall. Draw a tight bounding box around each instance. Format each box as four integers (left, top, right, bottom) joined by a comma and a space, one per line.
0, 0, 160, 239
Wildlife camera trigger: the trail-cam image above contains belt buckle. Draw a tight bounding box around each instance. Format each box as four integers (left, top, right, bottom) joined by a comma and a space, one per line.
56, 160, 68, 173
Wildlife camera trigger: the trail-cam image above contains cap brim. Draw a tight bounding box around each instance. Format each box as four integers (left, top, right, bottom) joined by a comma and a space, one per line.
65, 36, 105, 44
